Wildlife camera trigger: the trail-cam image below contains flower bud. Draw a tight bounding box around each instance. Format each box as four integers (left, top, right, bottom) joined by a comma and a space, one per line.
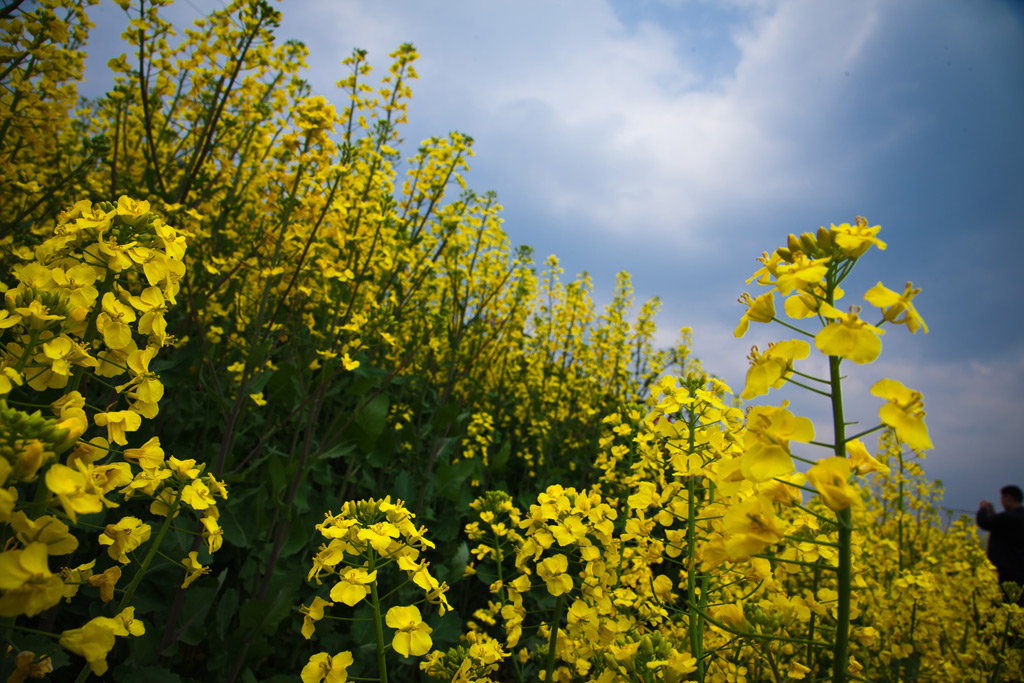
816, 226, 832, 251
799, 232, 819, 256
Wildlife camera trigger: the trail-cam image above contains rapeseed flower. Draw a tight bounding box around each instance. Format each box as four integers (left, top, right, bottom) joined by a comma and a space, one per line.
301, 651, 353, 683
814, 304, 883, 364
59, 617, 118, 675
386, 604, 433, 657
870, 379, 934, 452
806, 457, 862, 511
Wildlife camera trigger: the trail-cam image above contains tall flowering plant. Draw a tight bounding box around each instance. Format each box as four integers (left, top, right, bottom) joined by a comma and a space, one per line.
731, 218, 931, 681
301, 497, 451, 683
0, 199, 226, 679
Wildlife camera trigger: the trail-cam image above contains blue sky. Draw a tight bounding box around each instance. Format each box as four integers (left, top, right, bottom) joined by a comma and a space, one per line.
83, 0, 1024, 514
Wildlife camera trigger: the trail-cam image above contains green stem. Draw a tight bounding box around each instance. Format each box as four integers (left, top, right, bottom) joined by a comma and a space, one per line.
12, 330, 40, 373
828, 352, 852, 683
785, 377, 832, 397
119, 488, 183, 611
897, 449, 905, 573
544, 594, 564, 682
684, 407, 705, 681
492, 531, 524, 683
72, 489, 181, 682
844, 423, 885, 443
368, 553, 388, 683
770, 317, 814, 338
69, 269, 116, 393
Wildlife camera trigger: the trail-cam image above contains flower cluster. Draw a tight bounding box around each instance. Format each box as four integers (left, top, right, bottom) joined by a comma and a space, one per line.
0, 198, 226, 677
302, 497, 450, 680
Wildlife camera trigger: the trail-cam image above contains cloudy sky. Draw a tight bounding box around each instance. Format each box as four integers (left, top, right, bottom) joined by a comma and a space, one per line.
84, 0, 1024, 514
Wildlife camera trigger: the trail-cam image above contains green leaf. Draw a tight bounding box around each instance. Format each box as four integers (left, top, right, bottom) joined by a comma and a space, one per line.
217, 587, 240, 641
437, 541, 469, 584
280, 517, 314, 558
178, 586, 219, 645
355, 392, 389, 443
267, 450, 287, 504
394, 470, 414, 502
492, 440, 511, 470
435, 458, 477, 502
316, 442, 356, 461
220, 505, 251, 548
237, 578, 297, 637
428, 610, 463, 649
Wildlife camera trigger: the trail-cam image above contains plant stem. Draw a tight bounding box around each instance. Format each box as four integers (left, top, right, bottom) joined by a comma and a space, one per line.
72, 490, 181, 682
544, 594, 564, 682
828, 352, 851, 683
118, 488, 183, 611
369, 552, 389, 683
684, 406, 706, 682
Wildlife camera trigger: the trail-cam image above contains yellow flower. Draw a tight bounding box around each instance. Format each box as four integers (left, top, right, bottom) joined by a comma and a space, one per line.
806, 457, 862, 511
301, 651, 354, 683
0, 367, 24, 396
386, 605, 433, 657
8, 650, 52, 682
116, 195, 151, 218
830, 217, 886, 258
204, 474, 229, 499
845, 438, 889, 476
167, 456, 201, 479
61, 560, 96, 602
59, 616, 119, 675
9, 439, 52, 483
722, 496, 785, 561
814, 304, 883, 364
181, 552, 209, 588
864, 281, 928, 334
788, 659, 812, 679
734, 291, 775, 337
8, 511, 78, 555
784, 284, 843, 319
870, 379, 934, 451
357, 522, 400, 553
537, 553, 573, 596
741, 340, 810, 400
329, 568, 377, 606
741, 404, 815, 482
774, 253, 830, 295
181, 479, 216, 511
149, 488, 180, 517
666, 651, 698, 677
99, 516, 152, 564
88, 566, 121, 602
44, 463, 105, 523
93, 410, 142, 446
0, 543, 64, 617
201, 515, 224, 553
112, 606, 145, 637
96, 292, 137, 350
652, 574, 674, 602
711, 603, 748, 631
300, 596, 334, 639
123, 436, 165, 470
425, 581, 453, 617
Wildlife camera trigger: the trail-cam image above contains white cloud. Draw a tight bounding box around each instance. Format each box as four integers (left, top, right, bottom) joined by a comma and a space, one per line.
279, 1, 904, 248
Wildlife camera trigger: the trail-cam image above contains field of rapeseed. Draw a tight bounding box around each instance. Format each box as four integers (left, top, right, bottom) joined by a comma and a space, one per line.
0, 1, 1020, 681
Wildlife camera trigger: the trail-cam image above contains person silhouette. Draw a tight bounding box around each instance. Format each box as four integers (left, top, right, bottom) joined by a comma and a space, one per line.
977, 485, 1024, 602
